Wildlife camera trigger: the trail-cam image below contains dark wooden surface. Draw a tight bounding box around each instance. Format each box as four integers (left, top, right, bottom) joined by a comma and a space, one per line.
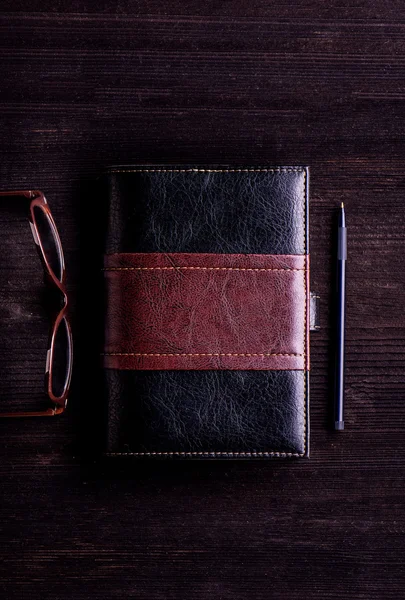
1, 2, 405, 599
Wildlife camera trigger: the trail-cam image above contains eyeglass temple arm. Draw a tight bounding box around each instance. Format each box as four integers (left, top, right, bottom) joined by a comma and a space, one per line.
0, 190, 42, 199
0, 405, 65, 418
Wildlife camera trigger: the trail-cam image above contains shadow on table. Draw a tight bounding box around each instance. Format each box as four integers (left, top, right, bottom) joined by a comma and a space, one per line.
71, 174, 310, 484
72, 176, 108, 461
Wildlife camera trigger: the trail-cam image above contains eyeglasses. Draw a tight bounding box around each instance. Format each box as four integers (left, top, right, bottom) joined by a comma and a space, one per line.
0, 190, 73, 417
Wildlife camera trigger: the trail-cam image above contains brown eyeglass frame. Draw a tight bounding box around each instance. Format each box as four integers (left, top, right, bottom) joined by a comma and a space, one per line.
0, 190, 73, 417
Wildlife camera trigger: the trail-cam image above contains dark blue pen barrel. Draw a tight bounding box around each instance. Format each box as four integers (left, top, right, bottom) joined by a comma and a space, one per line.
338, 227, 347, 260
334, 214, 346, 430
335, 258, 346, 422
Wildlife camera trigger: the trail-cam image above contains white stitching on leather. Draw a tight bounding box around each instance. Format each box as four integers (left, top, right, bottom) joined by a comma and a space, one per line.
103, 352, 303, 357
107, 167, 304, 173
303, 168, 308, 457
106, 451, 304, 457
102, 266, 304, 272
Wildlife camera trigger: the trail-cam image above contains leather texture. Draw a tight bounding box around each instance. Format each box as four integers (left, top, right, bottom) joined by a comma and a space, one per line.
103, 252, 308, 371
105, 369, 308, 457
105, 167, 307, 255
102, 166, 309, 458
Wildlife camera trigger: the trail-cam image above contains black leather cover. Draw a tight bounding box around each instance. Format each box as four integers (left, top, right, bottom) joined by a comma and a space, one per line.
102, 166, 310, 458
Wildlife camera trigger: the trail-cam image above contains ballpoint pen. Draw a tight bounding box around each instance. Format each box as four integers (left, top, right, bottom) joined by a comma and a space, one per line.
334, 202, 346, 430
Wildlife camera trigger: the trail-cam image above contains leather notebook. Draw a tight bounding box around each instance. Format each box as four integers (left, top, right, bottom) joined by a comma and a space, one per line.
102, 166, 310, 458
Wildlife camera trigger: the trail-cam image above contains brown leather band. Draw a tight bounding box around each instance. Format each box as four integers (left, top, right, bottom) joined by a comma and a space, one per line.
103, 252, 309, 371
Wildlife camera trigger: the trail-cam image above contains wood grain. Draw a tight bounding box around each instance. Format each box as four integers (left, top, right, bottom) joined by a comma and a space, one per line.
0, 2, 405, 599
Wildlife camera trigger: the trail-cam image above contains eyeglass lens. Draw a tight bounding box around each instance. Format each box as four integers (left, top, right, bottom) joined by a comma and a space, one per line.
33, 205, 63, 282
51, 316, 71, 399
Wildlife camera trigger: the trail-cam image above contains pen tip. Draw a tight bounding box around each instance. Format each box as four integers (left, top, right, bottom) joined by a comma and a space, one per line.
341, 202, 344, 209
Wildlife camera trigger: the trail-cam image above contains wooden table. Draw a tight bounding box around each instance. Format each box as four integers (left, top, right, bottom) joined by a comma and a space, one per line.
1, 3, 404, 598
